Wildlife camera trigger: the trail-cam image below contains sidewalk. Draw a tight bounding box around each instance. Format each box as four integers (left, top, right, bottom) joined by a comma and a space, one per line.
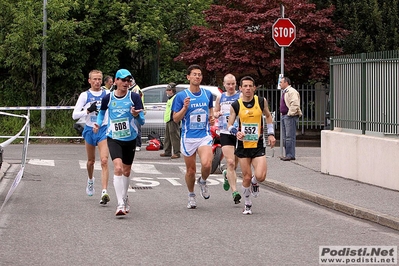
262, 146, 399, 231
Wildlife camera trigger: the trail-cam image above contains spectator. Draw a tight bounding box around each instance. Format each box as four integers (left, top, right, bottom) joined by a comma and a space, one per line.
279, 77, 302, 161
160, 82, 181, 159
130, 78, 144, 152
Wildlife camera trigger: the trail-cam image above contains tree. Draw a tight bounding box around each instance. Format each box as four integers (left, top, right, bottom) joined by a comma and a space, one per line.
0, 0, 213, 107
175, 0, 348, 85
310, 0, 399, 54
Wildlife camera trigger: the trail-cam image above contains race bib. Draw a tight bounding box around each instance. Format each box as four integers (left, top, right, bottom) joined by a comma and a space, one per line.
242, 123, 259, 142
110, 117, 131, 139
189, 109, 206, 129
218, 112, 230, 130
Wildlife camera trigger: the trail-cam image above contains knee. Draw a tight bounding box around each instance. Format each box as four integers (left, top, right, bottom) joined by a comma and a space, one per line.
114, 166, 123, 176
100, 157, 108, 167
87, 159, 95, 167
226, 158, 235, 169
186, 167, 196, 176
256, 174, 266, 183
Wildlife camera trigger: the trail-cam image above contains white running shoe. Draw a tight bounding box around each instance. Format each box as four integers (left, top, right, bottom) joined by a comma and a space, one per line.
100, 191, 110, 205
123, 197, 130, 213
197, 177, 210, 199
242, 204, 252, 215
86, 179, 94, 196
187, 196, 197, 209
135, 147, 141, 152
251, 182, 259, 198
115, 205, 126, 216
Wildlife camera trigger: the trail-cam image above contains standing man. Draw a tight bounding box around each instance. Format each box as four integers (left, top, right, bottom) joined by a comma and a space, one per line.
94, 69, 145, 216
228, 76, 276, 215
214, 74, 241, 204
129, 78, 144, 152
102, 76, 113, 90
279, 77, 302, 161
160, 82, 181, 159
72, 70, 111, 205
172, 64, 215, 209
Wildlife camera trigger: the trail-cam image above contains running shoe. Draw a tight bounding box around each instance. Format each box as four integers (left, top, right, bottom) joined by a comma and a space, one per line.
251, 182, 259, 198
187, 196, 197, 209
197, 177, 210, 199
222, 170, 230, 191
115, 205, 126, 216
135, 147, 141, 152
242, 204, 252, 215
100, 191, 110, 205
232, 191, 241, 204
86, 179, 94, 196
123, 197, 130, 213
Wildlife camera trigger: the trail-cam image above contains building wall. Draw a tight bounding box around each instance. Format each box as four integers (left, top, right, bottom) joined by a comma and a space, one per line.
321, 130, 399, 191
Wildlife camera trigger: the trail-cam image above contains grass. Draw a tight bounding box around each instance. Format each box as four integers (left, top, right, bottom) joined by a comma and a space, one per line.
0, 110, 80, 144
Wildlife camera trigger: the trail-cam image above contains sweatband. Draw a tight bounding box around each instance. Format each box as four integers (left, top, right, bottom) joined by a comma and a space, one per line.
267, 123, 274, 136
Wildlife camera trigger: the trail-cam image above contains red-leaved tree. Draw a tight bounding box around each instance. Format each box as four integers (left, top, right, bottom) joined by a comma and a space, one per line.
175, 0, 348, 85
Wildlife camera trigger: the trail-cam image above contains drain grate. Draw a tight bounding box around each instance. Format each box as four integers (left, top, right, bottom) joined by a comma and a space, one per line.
130, 186, 153, 190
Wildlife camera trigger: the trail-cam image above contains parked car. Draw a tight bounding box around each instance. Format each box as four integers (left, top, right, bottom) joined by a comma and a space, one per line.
141, 84, 222, 139
73, 84, 221, 139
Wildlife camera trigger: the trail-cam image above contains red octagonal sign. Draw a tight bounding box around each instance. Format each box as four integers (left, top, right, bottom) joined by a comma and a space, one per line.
272, 18, 296, 47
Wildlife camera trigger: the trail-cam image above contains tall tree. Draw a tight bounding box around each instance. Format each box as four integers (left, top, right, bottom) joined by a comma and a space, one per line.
175, 0, 347, 85
0, 0, 212, 106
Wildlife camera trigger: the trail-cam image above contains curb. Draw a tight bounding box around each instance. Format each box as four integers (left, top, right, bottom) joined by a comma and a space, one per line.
263, 179, 399, 231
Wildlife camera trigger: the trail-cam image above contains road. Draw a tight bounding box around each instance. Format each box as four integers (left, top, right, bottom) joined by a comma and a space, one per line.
0, 144, 398, 266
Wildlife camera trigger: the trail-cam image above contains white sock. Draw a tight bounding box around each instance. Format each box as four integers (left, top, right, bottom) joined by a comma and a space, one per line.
88, 177, 94, 183
242, 185, 252, 205
122, 175, 130, 199
251, 175, 257, 184
113, 175, 124, 205
102, 189, 107, 194
199, 177, 206, 183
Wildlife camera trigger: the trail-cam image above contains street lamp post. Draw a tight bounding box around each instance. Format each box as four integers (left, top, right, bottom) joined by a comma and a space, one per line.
41, 0, 47, 128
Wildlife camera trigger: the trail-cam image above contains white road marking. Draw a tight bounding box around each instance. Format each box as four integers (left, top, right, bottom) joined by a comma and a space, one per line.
131, 163, 161, 174
79, 160, 102, 170
28, 159, 55, 166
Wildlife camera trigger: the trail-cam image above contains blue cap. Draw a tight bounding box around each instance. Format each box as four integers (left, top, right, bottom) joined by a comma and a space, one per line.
115, 69, 132, 79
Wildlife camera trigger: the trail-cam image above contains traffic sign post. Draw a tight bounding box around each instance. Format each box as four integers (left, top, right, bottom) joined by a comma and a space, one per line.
272, 18, 296, 47
272, 5, 297, 157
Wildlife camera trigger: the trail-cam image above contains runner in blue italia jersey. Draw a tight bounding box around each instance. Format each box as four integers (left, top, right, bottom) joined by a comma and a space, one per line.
172, 64, 215, 209
94, 69, 145, 216
72, 69, 110, 205
214, 74, 241, 204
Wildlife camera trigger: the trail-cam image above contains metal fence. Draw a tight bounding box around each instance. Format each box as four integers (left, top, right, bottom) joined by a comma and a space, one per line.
256, 83, 329, 133
330, 50, 399, 135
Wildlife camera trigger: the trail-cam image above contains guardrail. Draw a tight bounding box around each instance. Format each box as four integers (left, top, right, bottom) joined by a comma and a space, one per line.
0, 110, 30, 212
0, 106, 82, 139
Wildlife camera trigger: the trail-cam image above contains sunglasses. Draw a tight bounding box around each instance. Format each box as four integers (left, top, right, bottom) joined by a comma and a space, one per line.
119, 78, 131, 83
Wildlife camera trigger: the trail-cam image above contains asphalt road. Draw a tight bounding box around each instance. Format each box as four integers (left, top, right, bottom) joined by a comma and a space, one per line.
0, 144, 398, 266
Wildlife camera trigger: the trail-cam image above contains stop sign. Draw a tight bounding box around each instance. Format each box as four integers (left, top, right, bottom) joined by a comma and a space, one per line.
272, 18, 296, 47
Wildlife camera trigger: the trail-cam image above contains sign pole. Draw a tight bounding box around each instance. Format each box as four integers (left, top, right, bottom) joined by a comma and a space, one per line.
280, 4, 285, 157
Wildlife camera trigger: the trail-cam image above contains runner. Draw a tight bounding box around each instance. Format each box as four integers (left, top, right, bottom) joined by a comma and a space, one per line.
72, 69, 110, 205
227, 76, 276, 214
214, 73, 241, 204
171, 64, 215, 209
94, 69, 145, 216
